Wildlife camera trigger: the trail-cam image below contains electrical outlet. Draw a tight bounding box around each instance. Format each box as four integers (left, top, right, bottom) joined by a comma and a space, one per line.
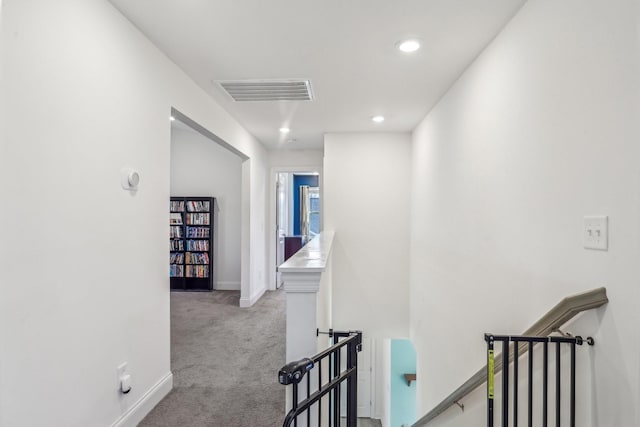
117, 362, 132, 394
584, 216, 608, 250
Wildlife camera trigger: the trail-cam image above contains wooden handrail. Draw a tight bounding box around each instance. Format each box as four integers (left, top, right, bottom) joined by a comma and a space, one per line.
412, 287, 608, 426
405, 373, 417, 386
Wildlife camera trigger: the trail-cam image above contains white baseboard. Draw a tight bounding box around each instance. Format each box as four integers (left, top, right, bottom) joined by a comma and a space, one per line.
215, 281, 241, 290
239, 286, 266, 308
111, 372, 173, 427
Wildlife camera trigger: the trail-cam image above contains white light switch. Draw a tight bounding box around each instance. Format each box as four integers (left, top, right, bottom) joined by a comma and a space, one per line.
584, 216, 608, 251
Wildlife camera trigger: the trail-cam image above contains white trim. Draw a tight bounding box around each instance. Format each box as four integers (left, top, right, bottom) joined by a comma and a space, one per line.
239, 285, 266, 308
215, 281, 241, 290
382, 339, 391, 427
110, 372, 173, 427
370, 337, 377, 419
281, 271, 322, 293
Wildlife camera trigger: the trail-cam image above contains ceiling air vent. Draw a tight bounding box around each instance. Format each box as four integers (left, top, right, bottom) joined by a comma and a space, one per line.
217, 79, 314, 102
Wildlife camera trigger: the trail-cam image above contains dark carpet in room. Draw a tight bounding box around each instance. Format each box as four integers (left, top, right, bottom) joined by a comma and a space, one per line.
140, 289, 285, 427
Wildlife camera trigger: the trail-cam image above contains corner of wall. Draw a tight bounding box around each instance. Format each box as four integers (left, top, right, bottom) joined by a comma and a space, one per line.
239, 285, 267, 308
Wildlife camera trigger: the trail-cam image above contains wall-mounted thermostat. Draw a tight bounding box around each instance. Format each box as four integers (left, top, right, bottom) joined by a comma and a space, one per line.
121, 168, 140, 191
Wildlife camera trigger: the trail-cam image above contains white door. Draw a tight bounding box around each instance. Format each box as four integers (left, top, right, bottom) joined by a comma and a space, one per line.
340, 336, 373, 418
275, 173, 288, 287
357, 337, 373, 417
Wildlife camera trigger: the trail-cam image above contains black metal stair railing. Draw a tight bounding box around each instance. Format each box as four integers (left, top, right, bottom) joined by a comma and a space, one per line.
278, 330, 362, 427
485, 333, 594, 427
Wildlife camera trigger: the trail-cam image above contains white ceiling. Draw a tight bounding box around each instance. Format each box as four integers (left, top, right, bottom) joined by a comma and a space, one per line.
110, 0, 526, 150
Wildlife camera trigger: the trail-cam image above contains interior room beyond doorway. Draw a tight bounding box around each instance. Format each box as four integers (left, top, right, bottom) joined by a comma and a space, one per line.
170, 116, 243, 292
274, 171, 321, 288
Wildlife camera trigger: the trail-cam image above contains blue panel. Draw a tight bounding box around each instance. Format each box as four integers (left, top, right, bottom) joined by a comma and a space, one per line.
391, 339, 417, 427
292, 174, 319, 235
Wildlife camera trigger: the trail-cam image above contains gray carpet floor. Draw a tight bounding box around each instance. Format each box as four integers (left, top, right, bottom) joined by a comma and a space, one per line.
140, 289, 286, 427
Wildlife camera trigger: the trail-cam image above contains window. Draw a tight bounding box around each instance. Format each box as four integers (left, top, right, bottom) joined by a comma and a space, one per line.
308, 187, 320, 237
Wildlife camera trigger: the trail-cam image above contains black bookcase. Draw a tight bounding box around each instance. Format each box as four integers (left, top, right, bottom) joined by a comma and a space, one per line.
170, 196, 216, 291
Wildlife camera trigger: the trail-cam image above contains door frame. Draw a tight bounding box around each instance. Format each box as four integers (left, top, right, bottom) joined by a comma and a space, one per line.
170, 108, 250, 302
268, 166, 323, 291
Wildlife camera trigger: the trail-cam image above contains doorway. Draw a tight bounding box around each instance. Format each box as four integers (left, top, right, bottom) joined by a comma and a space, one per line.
169, 109, 249, 297
170, 116, 244, 292
270, 168, 322, 290
382, 338, 416, 427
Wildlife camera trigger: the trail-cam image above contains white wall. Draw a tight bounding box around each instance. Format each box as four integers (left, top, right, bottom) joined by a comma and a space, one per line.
410, 0, 640, 425
171, 126, 242, 290
0, 1, 268, 426
268, 149, 324, 169
246, 152, 269, 307
324, 133, 411, 418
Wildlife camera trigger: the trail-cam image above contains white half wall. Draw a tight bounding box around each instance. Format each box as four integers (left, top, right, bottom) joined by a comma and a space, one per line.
410, 0, 640, 425
171, 126, 242, 290
324, 133, 411, 418
0, 1, 268, 426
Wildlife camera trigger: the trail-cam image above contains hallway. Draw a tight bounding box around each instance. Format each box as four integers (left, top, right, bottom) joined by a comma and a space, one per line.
140, 290, 285, 427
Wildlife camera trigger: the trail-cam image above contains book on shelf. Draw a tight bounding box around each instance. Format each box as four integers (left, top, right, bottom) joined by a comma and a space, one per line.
170, 226, 183, 238
170, 265, 184, 277
186, 226, 209, 238
170, 201, 185, 212
186, 265, 209, 278
170, 212, 183, 225
170, 240, 184, 251
170, 253, 184, 264
185, 252, 209, 265
186, 240, 208, 251
185, 213, 210, 225
186, 201, 210, 212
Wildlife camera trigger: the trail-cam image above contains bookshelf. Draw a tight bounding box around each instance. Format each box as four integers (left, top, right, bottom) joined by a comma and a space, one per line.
169, 196, 216, 291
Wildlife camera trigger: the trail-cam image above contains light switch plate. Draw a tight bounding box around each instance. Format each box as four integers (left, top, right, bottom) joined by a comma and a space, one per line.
584, 216, 608, 250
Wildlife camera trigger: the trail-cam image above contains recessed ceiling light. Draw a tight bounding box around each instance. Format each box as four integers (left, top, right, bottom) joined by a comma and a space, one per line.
397, 39, 421, 53
371, 115, 385, 123
279, 127, 290, 134
169, 116, 176, 121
